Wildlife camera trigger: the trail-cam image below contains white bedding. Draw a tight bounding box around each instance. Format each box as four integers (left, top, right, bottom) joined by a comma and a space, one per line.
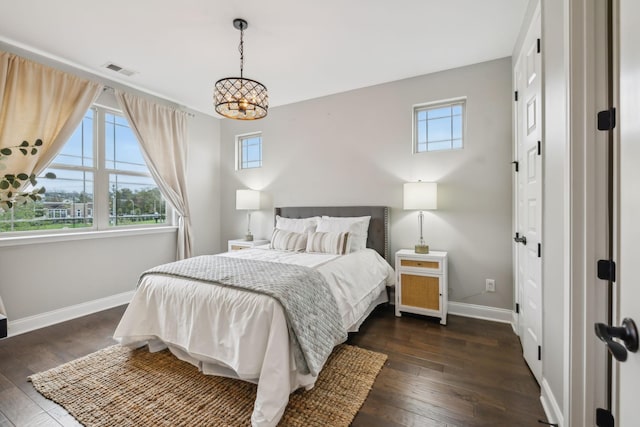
113, 247, 394, 427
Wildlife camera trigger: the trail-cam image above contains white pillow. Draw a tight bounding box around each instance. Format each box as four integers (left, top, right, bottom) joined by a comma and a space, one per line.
269, 229, 308, 252
316, 216, 371, 252
275, 215, 320, 234
306, 231, 350, 255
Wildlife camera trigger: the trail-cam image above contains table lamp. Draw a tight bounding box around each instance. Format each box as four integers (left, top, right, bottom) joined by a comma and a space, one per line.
236, 189, 261, 241
403, 181, 437, 253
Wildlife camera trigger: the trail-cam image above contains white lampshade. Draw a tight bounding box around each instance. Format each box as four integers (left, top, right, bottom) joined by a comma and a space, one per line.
403, 182, 438, 210
236, 189, 261, 210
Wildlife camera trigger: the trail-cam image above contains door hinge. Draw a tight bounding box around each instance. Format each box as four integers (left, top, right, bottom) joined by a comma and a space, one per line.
512, 160, 519, 172
538, 345, 542, 360
596, 408, 615, 427
597, 259, 616, 282
537, 140, 541, 155
537, 38, 541, 53
537, 243, 541, 258
516, 303, 520, 314
597, 108, 616, 131
515, 91, 518, 101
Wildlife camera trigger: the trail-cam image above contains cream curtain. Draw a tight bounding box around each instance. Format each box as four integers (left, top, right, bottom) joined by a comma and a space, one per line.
0, 51, 102, 184
0, 51, 102, 318
114, 90, 193, 260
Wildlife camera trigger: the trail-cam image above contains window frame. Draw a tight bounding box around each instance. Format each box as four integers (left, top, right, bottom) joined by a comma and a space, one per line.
235, 132, 263, 170
0, 105, 174, 239
412, 97, 466, 153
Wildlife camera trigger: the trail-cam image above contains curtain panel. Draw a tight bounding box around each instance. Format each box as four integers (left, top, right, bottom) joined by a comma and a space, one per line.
0, 51, 102, 318
0, 50, 102, 185
114, 90, 193, 260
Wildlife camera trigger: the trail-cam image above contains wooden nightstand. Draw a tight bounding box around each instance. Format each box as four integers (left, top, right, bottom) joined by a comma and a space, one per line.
228, 239, 269, 252
395, 249, 448, 325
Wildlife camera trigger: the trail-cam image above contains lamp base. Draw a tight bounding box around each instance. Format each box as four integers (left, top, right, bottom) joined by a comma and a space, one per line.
415, 244, 429, 254
245, 234, 254, 241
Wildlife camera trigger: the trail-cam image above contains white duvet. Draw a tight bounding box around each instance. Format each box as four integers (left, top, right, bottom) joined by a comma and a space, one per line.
113, 247, 394, 427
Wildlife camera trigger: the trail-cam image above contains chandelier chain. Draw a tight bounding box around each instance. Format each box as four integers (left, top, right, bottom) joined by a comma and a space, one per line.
238, 26, 244, 79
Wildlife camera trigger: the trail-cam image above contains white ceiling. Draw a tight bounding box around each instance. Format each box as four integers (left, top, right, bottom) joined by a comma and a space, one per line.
0, 0, 529, 117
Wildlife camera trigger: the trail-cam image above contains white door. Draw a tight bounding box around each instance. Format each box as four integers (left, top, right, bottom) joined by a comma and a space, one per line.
617, 0, 640, 423
514, 9, 542, 384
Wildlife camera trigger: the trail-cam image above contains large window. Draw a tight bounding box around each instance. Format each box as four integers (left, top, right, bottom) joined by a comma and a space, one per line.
414, 99, 465, 153
0, 107, 168, 233
237, 132, 262, 170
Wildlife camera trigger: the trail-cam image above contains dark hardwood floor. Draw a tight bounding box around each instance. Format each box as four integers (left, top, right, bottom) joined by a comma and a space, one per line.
0, 305, 546, 426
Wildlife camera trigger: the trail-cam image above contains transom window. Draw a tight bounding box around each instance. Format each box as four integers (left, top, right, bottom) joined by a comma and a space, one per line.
237, 132, 262, 170
0, 106, 169, 233
414, 99, 465, 152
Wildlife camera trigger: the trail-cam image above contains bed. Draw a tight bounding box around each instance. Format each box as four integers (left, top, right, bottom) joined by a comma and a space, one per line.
113, 206, 394, 427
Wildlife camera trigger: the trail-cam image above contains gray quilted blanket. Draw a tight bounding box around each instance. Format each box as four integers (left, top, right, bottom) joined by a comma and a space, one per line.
139, 255, 347, 376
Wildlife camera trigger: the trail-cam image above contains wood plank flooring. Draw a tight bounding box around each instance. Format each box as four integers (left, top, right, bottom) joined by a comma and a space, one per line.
0, 305, 547, 426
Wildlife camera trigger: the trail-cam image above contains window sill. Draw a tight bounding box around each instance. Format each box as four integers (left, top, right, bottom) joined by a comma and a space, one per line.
0, 226, 178, 247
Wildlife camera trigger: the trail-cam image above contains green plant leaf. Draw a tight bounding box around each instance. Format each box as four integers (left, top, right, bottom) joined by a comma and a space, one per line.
17, 173, 28, 180
20, 141, 29, 147
12, 180, 20, 189
45, 172, 56, 179
19, 148, 27, 155
6, 191, 12, 198
0, 148, 11, 156
0, 181, 8, 190
38, 187, 46, 194
5, 174, 14, 182
6, 201, 12, 209
30, 176, 37, 186
29, 194, 37, 201
34, 139, 43, 146
31, 148, 37, 155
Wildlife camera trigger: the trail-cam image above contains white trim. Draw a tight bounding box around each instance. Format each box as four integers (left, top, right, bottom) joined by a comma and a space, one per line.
541, 378, 564, 427
447, 301, 513, 324
0, 225, 177, 247
512, 310, 519, 335
7, 290, 134, 337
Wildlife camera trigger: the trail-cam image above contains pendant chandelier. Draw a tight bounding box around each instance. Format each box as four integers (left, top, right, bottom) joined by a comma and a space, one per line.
214, 19, 269, 120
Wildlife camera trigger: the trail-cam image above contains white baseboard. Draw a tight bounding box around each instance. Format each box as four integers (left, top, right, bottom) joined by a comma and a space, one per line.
448, 301, 514, 324
540, 378, 564, 427
512, 310, 519, 335
7, 290, 134, 337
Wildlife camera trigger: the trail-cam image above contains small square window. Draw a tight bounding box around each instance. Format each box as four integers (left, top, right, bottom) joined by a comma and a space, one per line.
414, 99, 465, 153
237, 133, 262, 170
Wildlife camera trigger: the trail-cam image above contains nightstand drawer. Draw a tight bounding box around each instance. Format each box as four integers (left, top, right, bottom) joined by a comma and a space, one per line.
400, 259, 441, 271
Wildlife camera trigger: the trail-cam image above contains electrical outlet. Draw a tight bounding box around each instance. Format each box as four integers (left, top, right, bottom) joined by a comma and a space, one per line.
486, 279, 496, 292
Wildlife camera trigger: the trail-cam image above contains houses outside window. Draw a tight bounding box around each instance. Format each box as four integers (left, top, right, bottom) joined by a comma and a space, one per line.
414, 99, 465, 153
236, 132, 262, 170
0, 107, 168, 233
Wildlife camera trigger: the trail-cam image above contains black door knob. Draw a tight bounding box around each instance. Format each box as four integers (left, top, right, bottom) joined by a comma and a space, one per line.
594, 318, 639, 362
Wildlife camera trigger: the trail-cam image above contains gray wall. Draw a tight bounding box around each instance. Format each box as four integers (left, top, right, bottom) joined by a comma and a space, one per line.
220, 57, 514, 310
0, 45, 221, 321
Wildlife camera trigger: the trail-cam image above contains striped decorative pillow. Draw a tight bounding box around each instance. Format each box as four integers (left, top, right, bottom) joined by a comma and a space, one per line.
269, 228, 308, 252
305, 231, 350, 255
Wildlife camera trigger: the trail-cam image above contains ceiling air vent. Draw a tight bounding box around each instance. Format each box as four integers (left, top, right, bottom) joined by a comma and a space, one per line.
102, 62, 137, 77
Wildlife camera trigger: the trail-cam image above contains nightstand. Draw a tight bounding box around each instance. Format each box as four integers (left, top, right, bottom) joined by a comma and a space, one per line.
395, 249, 448, 325
228, 239, 269, 252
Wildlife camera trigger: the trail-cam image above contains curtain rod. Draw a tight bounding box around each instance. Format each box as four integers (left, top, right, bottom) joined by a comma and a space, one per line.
102, 85, 195, 118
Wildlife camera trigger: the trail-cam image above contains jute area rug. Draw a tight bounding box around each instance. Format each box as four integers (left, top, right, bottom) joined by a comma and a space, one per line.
29, 344, 386, 427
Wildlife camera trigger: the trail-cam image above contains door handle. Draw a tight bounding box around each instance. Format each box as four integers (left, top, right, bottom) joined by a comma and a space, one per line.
514, 233, 527, 245
594, 318, 639, 362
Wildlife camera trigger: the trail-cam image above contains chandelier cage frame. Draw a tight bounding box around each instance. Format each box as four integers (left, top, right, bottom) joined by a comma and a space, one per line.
214, 18, 269, 120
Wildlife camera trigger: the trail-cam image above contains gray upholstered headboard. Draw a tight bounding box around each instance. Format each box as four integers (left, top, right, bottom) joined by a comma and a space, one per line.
274, 206, 389, 261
